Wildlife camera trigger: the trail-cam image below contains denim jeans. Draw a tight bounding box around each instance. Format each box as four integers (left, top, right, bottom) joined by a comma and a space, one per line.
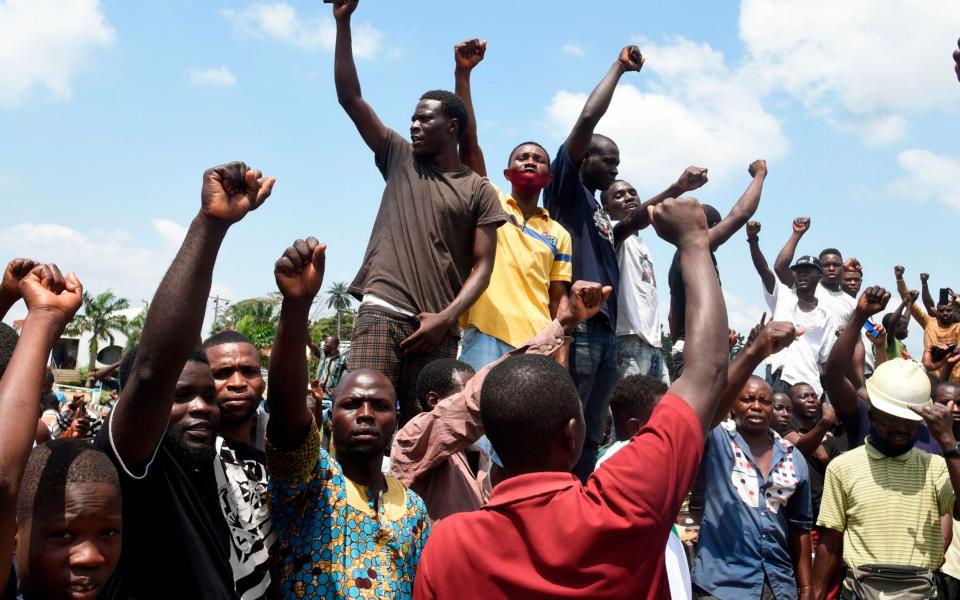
459, 327, 516, 371
618, 334, 670, 384
571, 316, 620, 482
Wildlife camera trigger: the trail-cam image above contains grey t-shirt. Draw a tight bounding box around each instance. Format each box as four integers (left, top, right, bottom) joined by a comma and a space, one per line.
350, 130, 507, 315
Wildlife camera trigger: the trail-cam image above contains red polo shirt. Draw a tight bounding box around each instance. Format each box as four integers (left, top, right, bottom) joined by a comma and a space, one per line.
413, 393, 703, 600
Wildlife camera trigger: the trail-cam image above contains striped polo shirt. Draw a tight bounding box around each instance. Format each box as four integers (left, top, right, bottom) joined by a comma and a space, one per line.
817, 438, 955, 570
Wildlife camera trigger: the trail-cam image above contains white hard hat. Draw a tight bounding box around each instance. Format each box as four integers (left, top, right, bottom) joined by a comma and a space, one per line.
865, 359, 932, 422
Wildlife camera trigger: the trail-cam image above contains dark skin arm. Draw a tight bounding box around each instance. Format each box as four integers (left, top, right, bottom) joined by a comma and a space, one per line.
400, 223, 497, 354
548, 281, 567, 319
332, 0, 389, 154
648, 197, 729, 432
912, 399, 960, 519
824, 287, 890, 421
790, 528, 814, 600
454, 38, 487, 177
774, 217, 810, 287
267, 238, 327, 451
812, 528, 843, 600
746, 221, 776, 294
112, 162, 275, 468
0, 259, 37, 320
0, 264, 82, 592
611, 166, 709, 245
921, 273, 938, 316
707, 160, 767, 251
784, 401, 836, 461
940, 352, 960, 382
564, 46, 643, 165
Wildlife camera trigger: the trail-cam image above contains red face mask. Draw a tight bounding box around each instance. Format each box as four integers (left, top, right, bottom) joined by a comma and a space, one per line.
504, 169, 551, 193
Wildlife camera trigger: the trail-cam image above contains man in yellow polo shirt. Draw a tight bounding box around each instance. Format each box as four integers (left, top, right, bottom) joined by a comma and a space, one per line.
453, 39, 572, 369
813, 286, 960, 599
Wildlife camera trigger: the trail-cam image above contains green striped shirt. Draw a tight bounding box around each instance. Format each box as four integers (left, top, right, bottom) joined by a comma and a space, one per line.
818, 439, 955, 570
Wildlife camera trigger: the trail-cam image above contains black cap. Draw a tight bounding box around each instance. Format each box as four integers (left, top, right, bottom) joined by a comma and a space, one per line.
790, 255, 822, 271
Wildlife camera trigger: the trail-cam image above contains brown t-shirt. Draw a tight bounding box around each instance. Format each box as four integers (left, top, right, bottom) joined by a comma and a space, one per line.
349, 130, 507, 315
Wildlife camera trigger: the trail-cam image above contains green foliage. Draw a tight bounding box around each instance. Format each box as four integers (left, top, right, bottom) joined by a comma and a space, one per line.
67, 290, 131, 371
210, 299, 279, 347
123, 303, 148, 350
310, 311, 355, 344
325, 281, 353, 338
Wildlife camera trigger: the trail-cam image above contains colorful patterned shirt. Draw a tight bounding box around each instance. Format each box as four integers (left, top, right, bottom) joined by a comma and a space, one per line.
266, 423, 430, 599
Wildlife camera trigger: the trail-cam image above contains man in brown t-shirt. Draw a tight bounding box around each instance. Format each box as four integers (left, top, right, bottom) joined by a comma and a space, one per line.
332, 0, 506, 422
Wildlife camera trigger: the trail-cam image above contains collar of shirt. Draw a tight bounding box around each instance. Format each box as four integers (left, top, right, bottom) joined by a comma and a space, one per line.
484, 472, 579, 509
720, 420, 792, 463
864, 437, 914, 462
505, 196, 550, 223
345, 474, 409, 520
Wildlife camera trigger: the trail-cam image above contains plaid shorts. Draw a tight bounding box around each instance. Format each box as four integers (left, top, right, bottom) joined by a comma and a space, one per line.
347, 307, 459, 424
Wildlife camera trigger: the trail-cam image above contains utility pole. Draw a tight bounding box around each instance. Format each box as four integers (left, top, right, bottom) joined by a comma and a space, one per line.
210, 295, 230, 329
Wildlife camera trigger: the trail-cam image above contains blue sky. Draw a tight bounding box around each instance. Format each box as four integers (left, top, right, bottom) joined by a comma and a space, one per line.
2, 0, 959, 351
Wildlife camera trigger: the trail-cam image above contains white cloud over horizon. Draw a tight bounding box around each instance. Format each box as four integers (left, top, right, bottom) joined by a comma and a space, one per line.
0, 0, 115, 107
889, 148, 960, 210
562, 43, 585, 57
187, 65, 237, 87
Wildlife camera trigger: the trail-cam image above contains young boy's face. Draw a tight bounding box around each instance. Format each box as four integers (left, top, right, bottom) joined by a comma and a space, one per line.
16, 482, 122, 600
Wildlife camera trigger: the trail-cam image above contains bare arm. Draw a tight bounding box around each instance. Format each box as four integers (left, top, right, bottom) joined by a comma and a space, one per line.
649, 198, 728, 432
790, 529, 814, 600
785, 404, 837, 457
564, 46, 643, 164
112, 163, 275, 469
612, 166, 708, 245
774, 217, 809, 287
268, 239, 327, 451
548, 281, 567, 319
707, 160, 767, 251
921, 274, 938, 316
746, 221, 775, 294
400, 223, 498, 354
454, 39, 487, 177
0, 265, 82, 592
333, 1, 389, 154
0, 259, 36, 321
812, 527, 843, 600
913, 400, 960, 519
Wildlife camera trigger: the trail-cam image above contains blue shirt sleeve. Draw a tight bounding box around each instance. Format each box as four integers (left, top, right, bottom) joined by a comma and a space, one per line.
785, 450, 813, 530
544, 144, 587, 222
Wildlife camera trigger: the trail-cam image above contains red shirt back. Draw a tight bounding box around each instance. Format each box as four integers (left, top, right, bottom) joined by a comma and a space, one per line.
414, 393, 703, 599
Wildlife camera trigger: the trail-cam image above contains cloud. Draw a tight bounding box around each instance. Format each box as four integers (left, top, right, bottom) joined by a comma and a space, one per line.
222, 2, 381, 59
0, 0, 115, 107
562, 43, 584, 58
150, 218, 188, 249
545, 36, 789, 190
739, 0, 960, 144
187, 65, 237, 87
889, 149, 960, 210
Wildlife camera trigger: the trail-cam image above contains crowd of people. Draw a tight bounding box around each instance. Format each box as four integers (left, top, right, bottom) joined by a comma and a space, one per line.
2, 3, 960, 599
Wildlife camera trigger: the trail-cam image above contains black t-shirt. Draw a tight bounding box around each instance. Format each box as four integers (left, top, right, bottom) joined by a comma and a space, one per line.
95, 417, 237, 600
784, 419, 845, 520
668, 250, 719, 339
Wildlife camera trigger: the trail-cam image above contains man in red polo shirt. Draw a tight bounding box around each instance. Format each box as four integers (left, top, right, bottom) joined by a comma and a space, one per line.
414, 196, 730, 599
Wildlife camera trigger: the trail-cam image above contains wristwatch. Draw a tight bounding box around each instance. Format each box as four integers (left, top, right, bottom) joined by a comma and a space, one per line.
944, 441, 960, 459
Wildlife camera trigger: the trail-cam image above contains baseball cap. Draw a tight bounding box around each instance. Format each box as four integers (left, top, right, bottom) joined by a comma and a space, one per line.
865, 359, 932, 421
790, 255, 822, 271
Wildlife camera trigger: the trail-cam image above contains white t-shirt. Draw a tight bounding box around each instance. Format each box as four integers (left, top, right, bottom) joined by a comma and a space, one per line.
614, 229, 661, 347
816, 284, 856, 325
596, 440, 692, 600
763, 280, 841, 397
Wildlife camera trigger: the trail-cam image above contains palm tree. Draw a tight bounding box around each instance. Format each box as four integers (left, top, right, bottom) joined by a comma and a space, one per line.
122, 302, 149, 350
68, 291, 130, 371
325, 282, 353, 339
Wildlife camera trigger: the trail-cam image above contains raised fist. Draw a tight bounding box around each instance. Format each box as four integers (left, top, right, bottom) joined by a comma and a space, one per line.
844, 257, 862, 273
19, 264, 83, 325
1, 258, 37, 303
894, 265, 905, 280
746, 221, 761, 240
752, 321, 804, 358
676, 166, 708, 193
455, 39, 487, 71
618, 45, 644, 72
274, 237, 326, 303
792, 217, 811, 235
647, 197, 708, 248
200, 162, 276, 226
748, 159, 768, 178
920, 272, 930, 284
331, 0, 359, 20
908, 289, 920, 303
856, 286, 891, 318
558, 281, 613, 327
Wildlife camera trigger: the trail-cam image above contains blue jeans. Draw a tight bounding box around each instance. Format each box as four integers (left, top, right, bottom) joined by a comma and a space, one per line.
459, 327, 516, 371
618, 335, 670, 384
571, 317, 620, 482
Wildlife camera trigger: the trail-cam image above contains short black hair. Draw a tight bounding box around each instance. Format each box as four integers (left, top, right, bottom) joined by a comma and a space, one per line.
415, 358, 475, 409
203, 329, 255, 349
819, 248, 843, 260
480, 355, 581, 468
507, 141, 551, 167
420, 90, 469, 140
609, 375, 667, 426
702, 204, 722, 228
17, 439, 120, 523
44, 368, 55, 385
188, 347, 209, 366
881, 312, 896, 332
40, 392, 60, 412
0, 322, 20, 380
117, 345, 207, 391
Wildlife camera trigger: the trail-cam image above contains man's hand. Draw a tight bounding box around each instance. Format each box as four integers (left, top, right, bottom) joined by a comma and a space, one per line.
1, 258, 37, 303
844, 257, 862, 273
748, 159, 767, 178
728, 329, 741, 351
921, 272, 930, 284
617, 45, 644, 72
792, 217, 811, 235
746, 220, 761, 241
855, 286, 891, 318
894, 265, 906, 280
745, 312, 767, 348
455, 39, 487, 71
907, 289, 920, 303
912, 401, 957, 450
750, 320, 804, 359
274, 237, 327, 304
557, 281, 613, 333
870, 324, 887, 347
647, 197, 709, 248
19, 264, 83, 325
200, 162, 276, 227
821, 401, 838, 427
400, 312, 452, 355
675, 166, 709, 193
331, 0, 358, 20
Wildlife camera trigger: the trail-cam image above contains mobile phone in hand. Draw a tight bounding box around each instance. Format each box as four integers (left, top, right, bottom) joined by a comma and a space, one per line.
863, 321, 880, 339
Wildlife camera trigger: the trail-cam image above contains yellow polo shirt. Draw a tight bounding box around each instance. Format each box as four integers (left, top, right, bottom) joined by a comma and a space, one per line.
817, 439, 955, 570
459, 189, 572, 348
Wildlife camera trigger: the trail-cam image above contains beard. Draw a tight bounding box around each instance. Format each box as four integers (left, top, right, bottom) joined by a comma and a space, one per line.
163, 422, 217, 472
